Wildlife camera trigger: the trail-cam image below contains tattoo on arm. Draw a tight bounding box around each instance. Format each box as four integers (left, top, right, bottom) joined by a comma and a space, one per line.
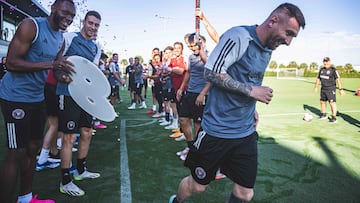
204, 69, 252, 96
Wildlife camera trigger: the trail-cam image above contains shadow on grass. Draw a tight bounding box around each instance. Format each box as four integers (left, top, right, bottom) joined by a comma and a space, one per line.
126, 125, 360, 202
303, 103, 360, 129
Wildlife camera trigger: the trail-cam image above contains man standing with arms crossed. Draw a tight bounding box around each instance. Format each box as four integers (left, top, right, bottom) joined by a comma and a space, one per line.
0, 0, 76, 202
170, 3, 305, 203
56, 10, 102, 196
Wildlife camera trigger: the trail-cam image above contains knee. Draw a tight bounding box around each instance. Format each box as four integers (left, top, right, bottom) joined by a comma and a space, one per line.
185, 176, 207, 194
233, 185, 254, 202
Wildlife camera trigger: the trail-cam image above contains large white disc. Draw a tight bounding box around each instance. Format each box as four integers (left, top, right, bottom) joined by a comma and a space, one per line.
67, 55, 116, 122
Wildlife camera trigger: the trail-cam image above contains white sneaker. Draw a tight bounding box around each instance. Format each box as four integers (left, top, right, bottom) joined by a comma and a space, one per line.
139, 101, 147, 109
159, 120, 171, 126
164, 122, 178, 130
175, 135, 186, 141
158, 118, 166, 123
59, 181, 85, 196
73, 170, 100, 181
128, 103, 136, 110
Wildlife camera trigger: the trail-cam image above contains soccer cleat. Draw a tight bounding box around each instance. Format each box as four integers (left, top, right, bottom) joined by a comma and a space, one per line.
70, 165, 77, 174
319, 113, 327, 120
28, 194, 55, 203
36, 161, 60, 171
175, 135, 186, 142
146, 109, 156, 114
93, 123, 107, 129
176, 147, 189, 156
165, 123, 178, 130
215, 172, 226, 180
329, 116, 337, 123
169, 194, 177, 203
73, 170, 100, 181
48, 152, 61, 163
128, 103, 136, 110
169, 132, 184, 138
139, 102, 147, 109
159, 121, 171, 126
152, 112, 163, 118
171, 128, 180, 133
158, 118, 166, 123
59, 181, 85, 196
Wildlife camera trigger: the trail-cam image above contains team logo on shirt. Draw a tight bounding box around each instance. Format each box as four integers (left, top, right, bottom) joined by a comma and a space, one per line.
326, 70, 331, 75
195, 167, 206, 179
67, 121, 76, 130
12, 109, 25, 120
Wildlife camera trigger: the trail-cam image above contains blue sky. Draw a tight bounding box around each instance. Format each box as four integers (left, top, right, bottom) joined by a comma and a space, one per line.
42, 0, 360, 66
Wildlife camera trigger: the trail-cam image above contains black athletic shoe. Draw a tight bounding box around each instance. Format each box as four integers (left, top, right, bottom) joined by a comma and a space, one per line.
329, 116, 337, 123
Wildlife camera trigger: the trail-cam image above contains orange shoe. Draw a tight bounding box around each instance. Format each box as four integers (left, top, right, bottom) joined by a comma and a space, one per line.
171, 128, 180, 133
169, 132, 184, 138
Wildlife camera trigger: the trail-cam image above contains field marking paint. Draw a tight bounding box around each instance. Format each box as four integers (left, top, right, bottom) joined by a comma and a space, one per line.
120, 119, 132, 203
126, 118, 158, 128
120, 118, 156, 202
261, 110, 360, 117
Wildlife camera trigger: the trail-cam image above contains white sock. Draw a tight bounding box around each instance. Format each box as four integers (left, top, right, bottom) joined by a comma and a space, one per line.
38, 148, 50, 164
57, 138, 62, 148
18, 193, 32, 203
173, 117, 178, 127
152, 105, 156, 111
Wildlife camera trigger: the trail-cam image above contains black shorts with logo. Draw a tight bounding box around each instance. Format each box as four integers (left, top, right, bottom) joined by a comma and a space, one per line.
320, 89, 336, 102
184, 129, 258, 188
0, 98, 46, 149
178, 92, 205, 123
162, 88, 176, 103
58, 95, 93, 134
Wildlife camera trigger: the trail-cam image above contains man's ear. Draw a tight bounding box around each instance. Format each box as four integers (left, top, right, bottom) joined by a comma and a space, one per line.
268, 14, 280, 27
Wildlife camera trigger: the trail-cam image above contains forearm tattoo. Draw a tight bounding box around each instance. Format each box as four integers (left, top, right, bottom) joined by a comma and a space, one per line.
205, 69, 252, 96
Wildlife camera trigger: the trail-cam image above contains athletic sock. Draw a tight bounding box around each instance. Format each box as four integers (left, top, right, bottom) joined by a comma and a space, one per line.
152, 105, 156, 111
77, 157, 86, 174
38, 148, 50, 164
61, 168, 71, 185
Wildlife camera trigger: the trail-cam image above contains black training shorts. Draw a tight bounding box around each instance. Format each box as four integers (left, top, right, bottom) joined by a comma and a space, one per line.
185, 129, 258, 188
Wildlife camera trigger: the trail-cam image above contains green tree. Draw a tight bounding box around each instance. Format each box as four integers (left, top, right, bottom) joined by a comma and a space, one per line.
287, 61, 298, 69
309, 62, 318, 72
279, 64, 286, 68
269, 60, 278, 69
299, 63, 308, 69
344, 63, 354, 73
135, 55, 144, 64
120, 59, 128, 67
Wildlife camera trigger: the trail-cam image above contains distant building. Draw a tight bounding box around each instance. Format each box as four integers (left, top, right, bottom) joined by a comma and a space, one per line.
1, 0, 48, 57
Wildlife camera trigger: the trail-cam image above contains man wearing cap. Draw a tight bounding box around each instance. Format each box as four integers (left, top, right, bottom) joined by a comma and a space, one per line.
314, 57, 345, 123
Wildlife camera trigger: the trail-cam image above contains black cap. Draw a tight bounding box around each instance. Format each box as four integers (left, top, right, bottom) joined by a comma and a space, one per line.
323, 57, 330, 62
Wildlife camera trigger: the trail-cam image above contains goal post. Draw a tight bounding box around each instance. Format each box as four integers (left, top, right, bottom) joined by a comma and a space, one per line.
276, 68, 304, 80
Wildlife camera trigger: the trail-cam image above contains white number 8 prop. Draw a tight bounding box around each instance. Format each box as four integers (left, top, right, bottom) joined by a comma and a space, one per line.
68, 56, 117, 122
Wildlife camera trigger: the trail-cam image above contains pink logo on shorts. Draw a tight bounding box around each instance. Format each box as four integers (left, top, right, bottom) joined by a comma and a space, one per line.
195, 167, 206, 179
12, 109, 25, 119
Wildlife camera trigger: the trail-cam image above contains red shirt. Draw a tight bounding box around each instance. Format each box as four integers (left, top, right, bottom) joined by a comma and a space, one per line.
168, 56, 187, 92
45, 69, 57, 85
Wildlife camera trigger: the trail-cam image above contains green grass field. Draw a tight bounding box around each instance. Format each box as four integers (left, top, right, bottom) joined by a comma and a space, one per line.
0, 77, 359, 203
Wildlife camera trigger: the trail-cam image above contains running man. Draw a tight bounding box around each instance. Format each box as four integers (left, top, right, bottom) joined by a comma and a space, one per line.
170, 3, 305, 202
